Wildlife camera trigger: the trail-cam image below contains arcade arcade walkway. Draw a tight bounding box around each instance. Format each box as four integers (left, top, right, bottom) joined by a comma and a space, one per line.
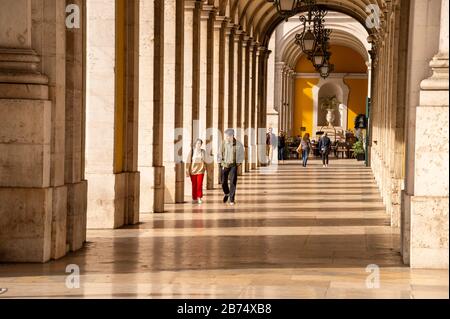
0, 160, 448, 299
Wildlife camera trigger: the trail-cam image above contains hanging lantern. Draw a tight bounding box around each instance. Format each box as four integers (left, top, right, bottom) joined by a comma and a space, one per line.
319, 61, 334, 79
271, 0, 303, 20
313, 47, 326, 68
301, 28, 317, 54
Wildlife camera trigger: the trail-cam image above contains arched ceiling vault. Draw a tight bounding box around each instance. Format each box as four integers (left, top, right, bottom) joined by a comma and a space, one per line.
211, 0, 387, 46
278, 15, 370, 69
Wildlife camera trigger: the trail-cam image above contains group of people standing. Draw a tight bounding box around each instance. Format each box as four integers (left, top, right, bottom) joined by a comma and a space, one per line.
186, 129, 244, 206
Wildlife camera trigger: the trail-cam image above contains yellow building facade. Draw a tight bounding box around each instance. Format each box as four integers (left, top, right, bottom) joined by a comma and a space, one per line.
293, 45, 368, 138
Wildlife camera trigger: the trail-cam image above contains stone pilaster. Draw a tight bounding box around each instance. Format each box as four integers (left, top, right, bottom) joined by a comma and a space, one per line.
211, 15, 225, 186
222, 21, 232, 130
86, 0, 141, 228
256, 46, 268, 167
410, 0, 449, 269
0, 0, 88, 261
234, 30, 244, 175
152, 0, 165, 213
288, 69, 295, 137
182, 0, 195, 198
205, 6, 218, 189
65, 0, 88, 250
242, 36, 251, 173
250, 41, 258, 170
163, 0, 182, 204
139, 0, 156, 213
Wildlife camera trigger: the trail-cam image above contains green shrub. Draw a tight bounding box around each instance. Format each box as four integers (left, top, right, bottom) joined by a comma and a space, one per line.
352, 141, 365, 157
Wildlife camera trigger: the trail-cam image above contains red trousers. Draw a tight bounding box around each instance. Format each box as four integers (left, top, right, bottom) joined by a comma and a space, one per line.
190, 174, 205, 200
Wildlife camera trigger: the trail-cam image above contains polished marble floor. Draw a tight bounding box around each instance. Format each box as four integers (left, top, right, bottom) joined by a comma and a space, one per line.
0, 159, 448, 299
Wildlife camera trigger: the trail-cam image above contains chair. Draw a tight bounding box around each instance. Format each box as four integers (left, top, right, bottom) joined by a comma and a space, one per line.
336, 142, 347, 159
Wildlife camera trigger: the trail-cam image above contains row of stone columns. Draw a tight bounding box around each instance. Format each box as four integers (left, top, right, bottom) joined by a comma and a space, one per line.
136, 0, 272, 215
370, 0, 449, 268
275, 62, 295, 137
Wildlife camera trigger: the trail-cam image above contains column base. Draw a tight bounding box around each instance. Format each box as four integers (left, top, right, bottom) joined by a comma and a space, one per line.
86, 172, 140, 229
66, 180, 88, 252
0, 187, 52, 263
410, 196, 449, 269
164, 162, 184, 204
153, 166, 165, 213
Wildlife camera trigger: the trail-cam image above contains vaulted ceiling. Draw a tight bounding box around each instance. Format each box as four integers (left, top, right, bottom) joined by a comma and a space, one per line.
207, 0, 388, 46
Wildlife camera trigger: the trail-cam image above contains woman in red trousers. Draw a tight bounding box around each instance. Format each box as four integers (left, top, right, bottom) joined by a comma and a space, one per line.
186, 139, 207, 204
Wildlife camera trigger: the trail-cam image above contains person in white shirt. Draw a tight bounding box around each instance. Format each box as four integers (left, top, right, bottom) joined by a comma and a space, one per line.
186, 139, 207, 204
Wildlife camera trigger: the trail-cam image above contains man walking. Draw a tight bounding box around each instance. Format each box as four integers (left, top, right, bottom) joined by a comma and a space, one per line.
218, 129, 244, 206
319, 132, 332, 168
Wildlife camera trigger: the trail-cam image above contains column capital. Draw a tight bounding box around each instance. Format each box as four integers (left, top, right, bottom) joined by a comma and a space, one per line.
201, 4, 215, 19
234, 29, 244, 42
275, 61, 285, 69
214, 16, 227, 29
224, 22, 235, 36
185, 0, 197, 11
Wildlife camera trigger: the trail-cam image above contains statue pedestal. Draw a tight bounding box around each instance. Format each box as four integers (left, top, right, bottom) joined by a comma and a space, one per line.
317, 125, 345, 142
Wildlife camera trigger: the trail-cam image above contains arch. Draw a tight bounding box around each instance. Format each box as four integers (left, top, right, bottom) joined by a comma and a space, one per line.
276, 12, 370, 68
312, 77, 350, 135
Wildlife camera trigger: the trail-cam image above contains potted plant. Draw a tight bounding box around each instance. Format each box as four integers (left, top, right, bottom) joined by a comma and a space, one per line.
352, 140, 365, 161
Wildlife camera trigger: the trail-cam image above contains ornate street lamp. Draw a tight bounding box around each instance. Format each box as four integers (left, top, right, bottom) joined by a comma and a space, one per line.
270, 0, 334, 77
319, 60, 334, 79
269, 0, 317, 20
269, 0, 303, 20
311, 33, 331, 69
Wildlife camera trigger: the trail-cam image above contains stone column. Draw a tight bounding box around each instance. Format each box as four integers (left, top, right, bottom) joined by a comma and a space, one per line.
65, 0, 88, 251
243, 36, 251, 173
281, 67, 288, 133
123, 0, 140, 225
205, 7, 218, 189
192, 0, 201, 140
211, 15, 225, 186
236, 31, 245, 175
227, 25, 237, 129
163, 0, 182, 204
256, 47, 270, 167
85, 0, 120, 229
222, 22, 232, 130
266, 39, 278, 165
0, 0, 60, 262
182, 0, 195, 198
139, 0, 156, 213
152, 0, 165, 213
250, 42, 259, 170
274, 62, 285, 115
198, 4, 211, 142
410, 0, 449, 269
289, 69, 295, 137
86, 0, 140, 226
402, 0, 442, 264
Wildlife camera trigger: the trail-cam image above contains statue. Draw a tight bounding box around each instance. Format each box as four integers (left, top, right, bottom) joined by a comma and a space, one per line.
320, 95, 341, 127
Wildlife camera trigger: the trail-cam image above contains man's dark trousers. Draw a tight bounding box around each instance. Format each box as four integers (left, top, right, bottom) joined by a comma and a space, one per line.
222, 165, 238, 202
